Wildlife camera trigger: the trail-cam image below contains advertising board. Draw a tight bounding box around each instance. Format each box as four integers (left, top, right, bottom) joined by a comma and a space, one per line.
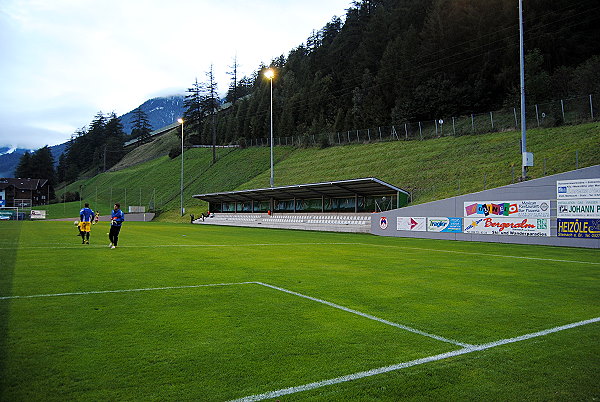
463, 217, 550, 236
397, 217, 426, 231
557, 199, 600, 218
557, 219, 600, 238
557, 178, 600, 199
427, 217, 463, 233
30, 210, 46, 219
463, 200, 550, 218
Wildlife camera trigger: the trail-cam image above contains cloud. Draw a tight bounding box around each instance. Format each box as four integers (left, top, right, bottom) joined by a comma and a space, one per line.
0, 0, 351, 148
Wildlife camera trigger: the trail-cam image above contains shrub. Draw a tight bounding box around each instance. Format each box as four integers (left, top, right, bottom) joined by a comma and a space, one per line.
168, 147, 182, 159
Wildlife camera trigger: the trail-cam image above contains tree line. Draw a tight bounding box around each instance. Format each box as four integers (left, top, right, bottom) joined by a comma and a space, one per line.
16, 107, 153, 191
188, 0, 600, 145
18, 0, 600, 188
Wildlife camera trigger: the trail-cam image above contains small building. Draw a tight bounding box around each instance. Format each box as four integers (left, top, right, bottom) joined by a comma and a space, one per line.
193, 178, 410, 214
0, 178, 51, 208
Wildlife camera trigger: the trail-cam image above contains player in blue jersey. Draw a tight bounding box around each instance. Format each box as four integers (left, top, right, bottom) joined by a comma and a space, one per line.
109, 203, 125, 249
79, 203, 95, 244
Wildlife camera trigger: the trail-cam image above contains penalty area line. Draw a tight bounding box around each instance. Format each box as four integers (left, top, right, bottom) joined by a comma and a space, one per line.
255, 282, 471, 348
230, 316, 600, 402
0, 282, 254, 300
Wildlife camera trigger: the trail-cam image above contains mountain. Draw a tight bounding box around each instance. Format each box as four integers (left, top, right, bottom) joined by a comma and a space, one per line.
0, 143, 68, 178
0, 96, 183, 178
119, 95, 185, 135
0, 148, 30, 177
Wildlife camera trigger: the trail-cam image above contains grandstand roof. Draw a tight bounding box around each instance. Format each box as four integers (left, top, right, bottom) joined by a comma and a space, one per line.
193, 178, 409, 203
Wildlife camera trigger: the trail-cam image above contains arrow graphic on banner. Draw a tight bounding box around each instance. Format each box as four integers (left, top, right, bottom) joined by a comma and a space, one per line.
410, 218, 419, 229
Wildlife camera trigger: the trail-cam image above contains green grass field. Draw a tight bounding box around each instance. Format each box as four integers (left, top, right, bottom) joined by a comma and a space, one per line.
1, 221, 598, 401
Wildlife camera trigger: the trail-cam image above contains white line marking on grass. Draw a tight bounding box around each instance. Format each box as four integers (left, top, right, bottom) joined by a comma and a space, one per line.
230, 316, 600, 402
0, 282, 254, 300
0, 242, 362, 251
3, 241, 595, 266
353, 243, 600, 265
254, 282, 471, 348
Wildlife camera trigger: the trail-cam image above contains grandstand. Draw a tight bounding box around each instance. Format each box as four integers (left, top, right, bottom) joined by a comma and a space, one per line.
197, 212, 373, 233
193, 178, 408, 232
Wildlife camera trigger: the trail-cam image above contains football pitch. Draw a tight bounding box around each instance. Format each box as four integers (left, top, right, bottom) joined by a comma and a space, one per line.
0, 221, 598, 400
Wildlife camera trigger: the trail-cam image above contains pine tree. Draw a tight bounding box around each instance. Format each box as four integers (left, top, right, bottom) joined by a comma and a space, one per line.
226, 56, 240, 105
15, 151, 33, 178
131, 107, 152, 144
31, 146, 56, 185
205, 65, 220, 164
183, 78, 207, 144
103, 112, 126, 170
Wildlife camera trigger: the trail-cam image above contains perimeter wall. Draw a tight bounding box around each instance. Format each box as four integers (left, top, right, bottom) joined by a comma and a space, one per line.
371, 165, 600, 248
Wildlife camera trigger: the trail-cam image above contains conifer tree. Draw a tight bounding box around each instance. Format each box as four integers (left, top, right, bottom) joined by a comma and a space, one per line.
14, 151, 33, 178
183, 78, 206, 144
131, 107, 152, 144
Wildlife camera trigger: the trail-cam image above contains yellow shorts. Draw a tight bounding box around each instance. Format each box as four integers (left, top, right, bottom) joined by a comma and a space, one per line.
80, 222, 91, 232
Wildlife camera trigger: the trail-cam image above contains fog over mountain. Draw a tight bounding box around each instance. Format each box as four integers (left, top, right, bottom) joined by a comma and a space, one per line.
0, 95, 184, 177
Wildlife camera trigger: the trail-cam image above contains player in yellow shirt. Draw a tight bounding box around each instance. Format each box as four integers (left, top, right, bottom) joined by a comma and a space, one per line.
79, 203, 95, 244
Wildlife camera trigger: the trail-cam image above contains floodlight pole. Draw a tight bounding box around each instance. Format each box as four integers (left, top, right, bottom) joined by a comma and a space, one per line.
519, 0, 528, 179
269, 73, 274, 188
179, 118, 184, 216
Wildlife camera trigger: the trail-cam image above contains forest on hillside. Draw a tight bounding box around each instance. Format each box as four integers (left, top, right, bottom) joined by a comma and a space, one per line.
188, 0, 600, 145
31, 0, 600, 187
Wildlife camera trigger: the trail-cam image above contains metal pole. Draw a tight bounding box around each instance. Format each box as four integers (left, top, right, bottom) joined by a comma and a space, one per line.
561, 99, 565, 122
590, 94, 595, 120
519, 0, 528, 179
269, 77, 274, 187
180, 120, 184, 215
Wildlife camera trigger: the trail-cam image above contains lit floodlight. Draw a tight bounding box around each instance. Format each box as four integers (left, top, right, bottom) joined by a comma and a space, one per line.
264, 69, 275, 80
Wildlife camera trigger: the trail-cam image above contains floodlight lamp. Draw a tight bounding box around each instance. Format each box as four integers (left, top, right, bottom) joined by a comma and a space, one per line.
264, 69, 275, 80
178, 118, 184, 124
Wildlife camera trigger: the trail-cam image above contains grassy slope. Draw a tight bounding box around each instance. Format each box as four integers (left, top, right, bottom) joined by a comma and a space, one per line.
48, 122, 600, 221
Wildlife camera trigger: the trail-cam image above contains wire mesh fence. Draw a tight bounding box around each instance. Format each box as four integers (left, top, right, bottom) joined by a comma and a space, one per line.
242, 94, 597, 147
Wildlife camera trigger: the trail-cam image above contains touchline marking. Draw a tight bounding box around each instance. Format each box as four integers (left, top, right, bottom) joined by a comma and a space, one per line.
254, 282, 471, 348
0, 242, 362, 251
1, 241, 595, 266
0, 282, 254, 300
230, 316, 600, 402
353, 243, 600, 265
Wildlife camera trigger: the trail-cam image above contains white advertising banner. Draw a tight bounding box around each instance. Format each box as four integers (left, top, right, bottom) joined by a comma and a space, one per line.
463, 200, 550, 218
427, 217, 463, 233
463, 217, 550, 236
557, 199, 600, 218
30, 210, 46, 219
557, 178, 600, 199
397, 217, 426, 232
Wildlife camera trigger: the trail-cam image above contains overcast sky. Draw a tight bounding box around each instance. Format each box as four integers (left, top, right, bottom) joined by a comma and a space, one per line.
0, 0, 351, 150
